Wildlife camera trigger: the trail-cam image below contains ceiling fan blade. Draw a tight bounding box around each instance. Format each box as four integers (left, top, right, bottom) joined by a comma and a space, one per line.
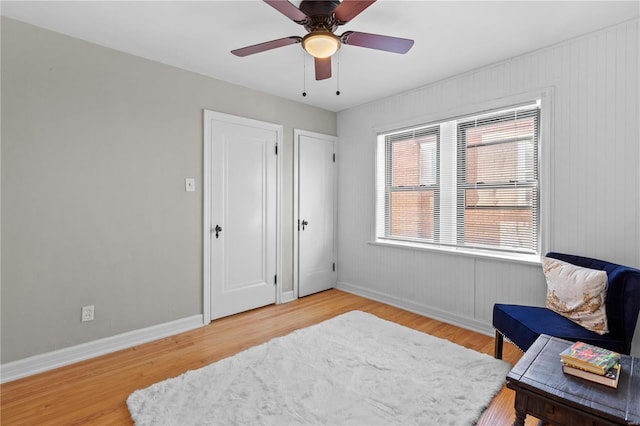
263, 0, 308, 24
341, 31, 414, 54
333, 0, 376, 24
231, 36, 302, 57
315, 57, 332, 80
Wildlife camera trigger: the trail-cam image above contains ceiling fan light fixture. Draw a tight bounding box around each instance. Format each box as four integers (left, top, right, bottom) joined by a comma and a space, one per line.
302, 31, 340, 58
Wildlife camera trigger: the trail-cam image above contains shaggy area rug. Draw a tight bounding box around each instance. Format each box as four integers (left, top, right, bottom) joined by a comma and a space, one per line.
127, 311, 510, 425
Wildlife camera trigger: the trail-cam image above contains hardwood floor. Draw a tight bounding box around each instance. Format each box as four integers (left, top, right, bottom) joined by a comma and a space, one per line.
1, 289, 539, 425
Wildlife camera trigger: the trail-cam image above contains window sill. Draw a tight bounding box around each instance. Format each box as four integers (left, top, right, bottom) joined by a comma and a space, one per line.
368, 239, 542, 266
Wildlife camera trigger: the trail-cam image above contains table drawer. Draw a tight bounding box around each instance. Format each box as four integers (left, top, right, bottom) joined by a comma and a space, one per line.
523, 394, 622, 426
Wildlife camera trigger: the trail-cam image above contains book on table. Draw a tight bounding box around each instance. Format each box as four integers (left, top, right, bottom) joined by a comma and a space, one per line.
562, 362, 621, 388
559, 341, 621, 375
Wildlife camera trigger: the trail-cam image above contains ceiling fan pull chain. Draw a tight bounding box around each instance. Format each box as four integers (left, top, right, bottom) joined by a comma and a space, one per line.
302, 51, 307, 97
336, 52, 341, 96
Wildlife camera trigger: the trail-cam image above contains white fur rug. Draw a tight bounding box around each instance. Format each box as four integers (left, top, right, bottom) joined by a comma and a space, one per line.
127, 311, 510, 425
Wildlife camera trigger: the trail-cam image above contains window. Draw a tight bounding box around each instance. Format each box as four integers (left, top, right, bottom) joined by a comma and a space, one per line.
376, 102, 541, 257
384, 127, 439, 242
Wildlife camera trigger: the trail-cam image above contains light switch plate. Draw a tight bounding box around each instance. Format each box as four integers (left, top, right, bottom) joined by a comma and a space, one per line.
185, 178, 196, 192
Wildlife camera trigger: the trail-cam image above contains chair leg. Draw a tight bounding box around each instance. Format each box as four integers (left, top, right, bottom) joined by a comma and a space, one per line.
494, 330, 504, 359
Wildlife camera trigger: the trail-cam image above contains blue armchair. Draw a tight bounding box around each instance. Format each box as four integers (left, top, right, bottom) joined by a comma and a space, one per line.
493, 252, 640, 359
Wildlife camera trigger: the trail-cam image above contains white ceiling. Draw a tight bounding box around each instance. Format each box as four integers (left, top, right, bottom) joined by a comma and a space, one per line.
2, 1, 638, 112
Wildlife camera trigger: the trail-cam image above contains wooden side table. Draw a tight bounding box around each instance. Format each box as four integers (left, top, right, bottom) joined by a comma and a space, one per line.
506, 334, 640, 425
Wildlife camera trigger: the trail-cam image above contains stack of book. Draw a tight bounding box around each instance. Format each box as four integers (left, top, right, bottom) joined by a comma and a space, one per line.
560, 341, 622, 388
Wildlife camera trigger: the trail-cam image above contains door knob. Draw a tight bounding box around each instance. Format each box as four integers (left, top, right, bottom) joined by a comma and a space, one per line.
215, 225, 222, 239
301, 220, 308, 231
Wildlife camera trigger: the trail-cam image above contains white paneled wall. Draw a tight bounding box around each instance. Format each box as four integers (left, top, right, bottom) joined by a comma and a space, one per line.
336, 19, 639, 335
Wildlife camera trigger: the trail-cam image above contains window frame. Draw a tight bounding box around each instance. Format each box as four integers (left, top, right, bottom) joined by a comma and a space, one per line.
384, 126, 441, 243
372, 90, 552, 265
456, 107, 540, 254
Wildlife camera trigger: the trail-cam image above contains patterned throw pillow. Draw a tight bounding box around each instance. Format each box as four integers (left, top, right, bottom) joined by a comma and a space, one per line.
543, 257, 609, 335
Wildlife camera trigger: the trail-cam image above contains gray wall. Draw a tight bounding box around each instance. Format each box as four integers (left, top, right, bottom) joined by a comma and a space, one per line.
1, 17, 336, 363
336, 19, 640, 340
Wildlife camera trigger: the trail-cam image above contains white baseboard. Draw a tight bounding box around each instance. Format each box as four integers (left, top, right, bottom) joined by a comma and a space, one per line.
0, 314, 204, 384
280, 290, 295, 304
336, 281, 494, 337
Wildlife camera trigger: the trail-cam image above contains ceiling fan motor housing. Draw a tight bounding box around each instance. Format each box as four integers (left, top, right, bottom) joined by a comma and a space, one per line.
300, 0, 341, 32
299, 1, 341, 18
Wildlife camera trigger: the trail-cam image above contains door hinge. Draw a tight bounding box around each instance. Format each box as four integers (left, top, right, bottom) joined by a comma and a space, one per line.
275, 144, 278, 155
333, 262, 335, 272
333, 153, 335, 162
274, 274, 277, 285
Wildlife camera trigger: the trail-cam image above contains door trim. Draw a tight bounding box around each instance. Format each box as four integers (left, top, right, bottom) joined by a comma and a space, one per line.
293, 129, 338, 299
203, 110, 283, 323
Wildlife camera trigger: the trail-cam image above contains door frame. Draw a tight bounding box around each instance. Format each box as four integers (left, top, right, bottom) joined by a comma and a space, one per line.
293, 129, 338, 299
203, 110, 283, 323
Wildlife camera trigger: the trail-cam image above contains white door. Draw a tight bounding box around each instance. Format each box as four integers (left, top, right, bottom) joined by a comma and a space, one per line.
294, 130, 337, 297
205, 112, 279, 320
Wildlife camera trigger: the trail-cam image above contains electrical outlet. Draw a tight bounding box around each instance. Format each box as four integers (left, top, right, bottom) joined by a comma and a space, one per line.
81, 305, 95, 322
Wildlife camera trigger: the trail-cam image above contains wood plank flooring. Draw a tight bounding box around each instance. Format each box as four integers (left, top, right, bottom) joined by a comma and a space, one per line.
1, 289, 538, 425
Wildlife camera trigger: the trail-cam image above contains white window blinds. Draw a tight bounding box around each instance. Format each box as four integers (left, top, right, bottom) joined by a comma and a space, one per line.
455, 105, 540, 253
383, 126, 439, 242
376, 102, 540, 256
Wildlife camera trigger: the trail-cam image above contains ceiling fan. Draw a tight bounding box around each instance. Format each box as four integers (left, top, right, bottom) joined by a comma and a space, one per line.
231, 0, 414, 81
